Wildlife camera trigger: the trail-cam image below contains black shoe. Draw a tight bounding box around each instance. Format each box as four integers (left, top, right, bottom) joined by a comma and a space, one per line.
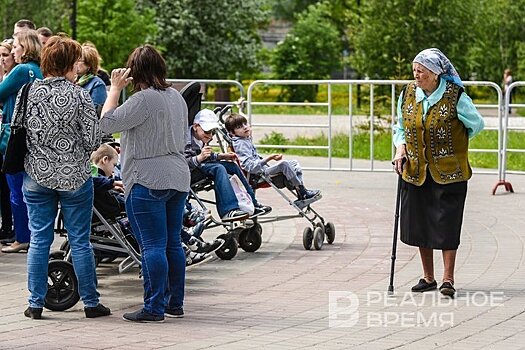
84, 303, 111, 318
439, 282, 456, 297
123, 309, 164, 323
411, 278, 437, 292
24, 307, 42, 319
165, 307, 184, 318
221, 209, 249, 222
0, 228, 13, 240
253, 204, 272, 216
187, 236, 224, 254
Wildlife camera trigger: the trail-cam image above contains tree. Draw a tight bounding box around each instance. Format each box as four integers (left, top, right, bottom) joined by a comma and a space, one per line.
153, 0, 271, 79
348, 0, 478, 80
271, 0, 321, 21
466, 0, 525, 82
76, 0, 157, 71
271, 2, 342, 101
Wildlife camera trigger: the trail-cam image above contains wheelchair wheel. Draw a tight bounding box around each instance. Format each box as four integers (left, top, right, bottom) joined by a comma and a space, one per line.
238, 224, 262, 253
302, 227, 313, 250
325, 222, 336, 244
215, 233, 238, 260
313, 227, 324, 250
45, 260, 80, 311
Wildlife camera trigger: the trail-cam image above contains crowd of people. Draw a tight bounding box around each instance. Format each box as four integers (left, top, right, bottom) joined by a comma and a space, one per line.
1, 19, 486, 323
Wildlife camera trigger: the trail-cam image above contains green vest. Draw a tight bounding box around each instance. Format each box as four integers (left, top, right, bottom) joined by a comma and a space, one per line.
401, 81, 471, 186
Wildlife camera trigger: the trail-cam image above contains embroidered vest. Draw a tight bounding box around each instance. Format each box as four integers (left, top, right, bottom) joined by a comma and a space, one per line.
401, 81, 471, 186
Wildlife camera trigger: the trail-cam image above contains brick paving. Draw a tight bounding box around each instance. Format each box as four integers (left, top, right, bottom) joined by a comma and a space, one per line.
1, 157, 524, 349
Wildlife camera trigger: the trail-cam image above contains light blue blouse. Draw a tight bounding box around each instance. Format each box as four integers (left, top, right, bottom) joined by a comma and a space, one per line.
393, 78, 485, 147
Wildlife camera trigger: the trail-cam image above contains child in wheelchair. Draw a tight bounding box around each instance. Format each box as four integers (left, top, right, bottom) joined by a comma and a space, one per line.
90, 144, 222, 266
185, 109, 271, 221
225, 114, 321, 207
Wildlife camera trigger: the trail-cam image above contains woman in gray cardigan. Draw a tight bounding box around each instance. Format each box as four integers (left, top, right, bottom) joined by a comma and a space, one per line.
100, 45, 190, 323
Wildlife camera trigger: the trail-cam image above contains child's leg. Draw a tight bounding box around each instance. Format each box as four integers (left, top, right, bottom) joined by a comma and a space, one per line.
220, 161, 259, 206
199, 162, 239, 217
264, 161, 302, 187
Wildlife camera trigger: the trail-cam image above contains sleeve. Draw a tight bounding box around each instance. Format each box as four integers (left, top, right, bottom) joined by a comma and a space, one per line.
184, 141, 200, 170
0, 65, 26, 100
457, 93, 485, 138
234, 139, 265, 174
100, 92, 149, 134
93, 175, 114, 192
78, 89, 102, 152
90, 80, 108, 107
392, 92, 406, 147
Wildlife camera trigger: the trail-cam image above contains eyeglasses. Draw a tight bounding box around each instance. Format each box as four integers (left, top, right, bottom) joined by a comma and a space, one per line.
2, 38, 13, 45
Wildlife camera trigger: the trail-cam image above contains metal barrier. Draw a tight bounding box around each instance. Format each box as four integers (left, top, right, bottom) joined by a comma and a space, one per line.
166, 79, 245, 109
495, 81, 525, 194
246, 80, 503, 179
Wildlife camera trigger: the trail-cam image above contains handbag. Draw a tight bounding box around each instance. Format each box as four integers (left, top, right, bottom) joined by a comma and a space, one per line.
2, 82, 33, 174
229, 174, 255, 215
0, 123, 10, 154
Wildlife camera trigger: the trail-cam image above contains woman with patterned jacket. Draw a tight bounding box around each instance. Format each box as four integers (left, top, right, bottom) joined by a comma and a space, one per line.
392, 48, 485, 297
21, 36, 109, 320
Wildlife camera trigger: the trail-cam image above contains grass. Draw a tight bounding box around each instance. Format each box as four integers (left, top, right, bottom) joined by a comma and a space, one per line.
258, 130, 525, 171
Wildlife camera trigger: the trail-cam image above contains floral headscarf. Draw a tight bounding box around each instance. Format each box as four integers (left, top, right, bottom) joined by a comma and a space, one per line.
413, 48, 463, 88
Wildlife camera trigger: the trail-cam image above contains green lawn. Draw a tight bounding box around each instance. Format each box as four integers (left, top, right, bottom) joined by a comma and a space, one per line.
258, 130, 525, 171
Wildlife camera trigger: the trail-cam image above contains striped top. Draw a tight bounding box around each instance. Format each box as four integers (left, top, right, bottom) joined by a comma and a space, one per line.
100, 87, 190, 198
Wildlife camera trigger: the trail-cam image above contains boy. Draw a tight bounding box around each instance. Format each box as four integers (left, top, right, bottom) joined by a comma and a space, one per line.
185, 109, 271, 221
225, 114, 320, 206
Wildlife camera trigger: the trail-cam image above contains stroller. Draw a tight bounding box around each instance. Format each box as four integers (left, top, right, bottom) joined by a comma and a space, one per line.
181, 82, 265, 260
211, 101, 336, 251
45, 191, 142, 312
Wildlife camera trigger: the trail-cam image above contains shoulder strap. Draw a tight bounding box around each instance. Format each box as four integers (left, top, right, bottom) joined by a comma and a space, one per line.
12, 82, 33, 126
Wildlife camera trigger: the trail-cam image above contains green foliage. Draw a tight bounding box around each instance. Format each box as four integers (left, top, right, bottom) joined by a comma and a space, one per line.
271, 0, 321, 21
349, 0, 478, 80
271, 2, 342, 101
76, 0, 157, 71
466, 0, 525, 82
259, 130, 525, 171
153, 0, 271, 79
0, 0, 70, 39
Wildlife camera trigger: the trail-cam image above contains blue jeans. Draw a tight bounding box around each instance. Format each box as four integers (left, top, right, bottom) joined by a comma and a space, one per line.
6, 171, 31, 243
125, 184, 187, 315
23, 176, 100, 308
199, 161, 258, 217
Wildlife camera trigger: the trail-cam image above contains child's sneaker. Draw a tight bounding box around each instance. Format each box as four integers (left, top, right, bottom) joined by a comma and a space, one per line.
253, 203, 272, 216
186, 251, 212, 267
221, 209, 249, 222
187, 236, 225, 254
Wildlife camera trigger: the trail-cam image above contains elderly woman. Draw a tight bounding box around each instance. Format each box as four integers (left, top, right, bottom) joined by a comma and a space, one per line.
100, 45, 190, 323
392, 48, 485, 297
0, 30, 43, 253
75, 44, 107, 110
21, 35, 109, 319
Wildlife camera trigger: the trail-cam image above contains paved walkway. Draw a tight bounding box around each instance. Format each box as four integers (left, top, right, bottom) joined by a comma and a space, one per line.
1, 158, 524, 349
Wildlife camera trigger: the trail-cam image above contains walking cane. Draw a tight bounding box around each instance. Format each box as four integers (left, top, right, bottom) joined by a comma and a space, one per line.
388, 158, 405, 294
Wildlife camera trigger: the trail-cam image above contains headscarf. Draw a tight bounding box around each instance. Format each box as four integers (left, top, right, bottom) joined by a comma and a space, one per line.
413, 48, 463, 88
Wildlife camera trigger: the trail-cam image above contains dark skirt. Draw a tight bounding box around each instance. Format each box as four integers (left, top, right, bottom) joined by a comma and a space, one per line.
400, 174, 468, 250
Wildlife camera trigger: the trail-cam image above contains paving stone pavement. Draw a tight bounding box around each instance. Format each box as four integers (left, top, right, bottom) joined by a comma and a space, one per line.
0, 157, 524, 350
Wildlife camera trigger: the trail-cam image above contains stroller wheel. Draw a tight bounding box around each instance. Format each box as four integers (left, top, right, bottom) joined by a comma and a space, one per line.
215, 233, 238, 260
325, 222, 336, 244
313, 227, 324, 250
302, 227, 313, 250
49, 250, 66, 261
239, 224, 262, 253
45, 260, 80, 311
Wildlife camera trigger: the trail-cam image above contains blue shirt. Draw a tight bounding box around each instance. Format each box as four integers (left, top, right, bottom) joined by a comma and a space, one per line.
393, 78, 485, 147
81, 75, 107, 108
0, 61, 43, 124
